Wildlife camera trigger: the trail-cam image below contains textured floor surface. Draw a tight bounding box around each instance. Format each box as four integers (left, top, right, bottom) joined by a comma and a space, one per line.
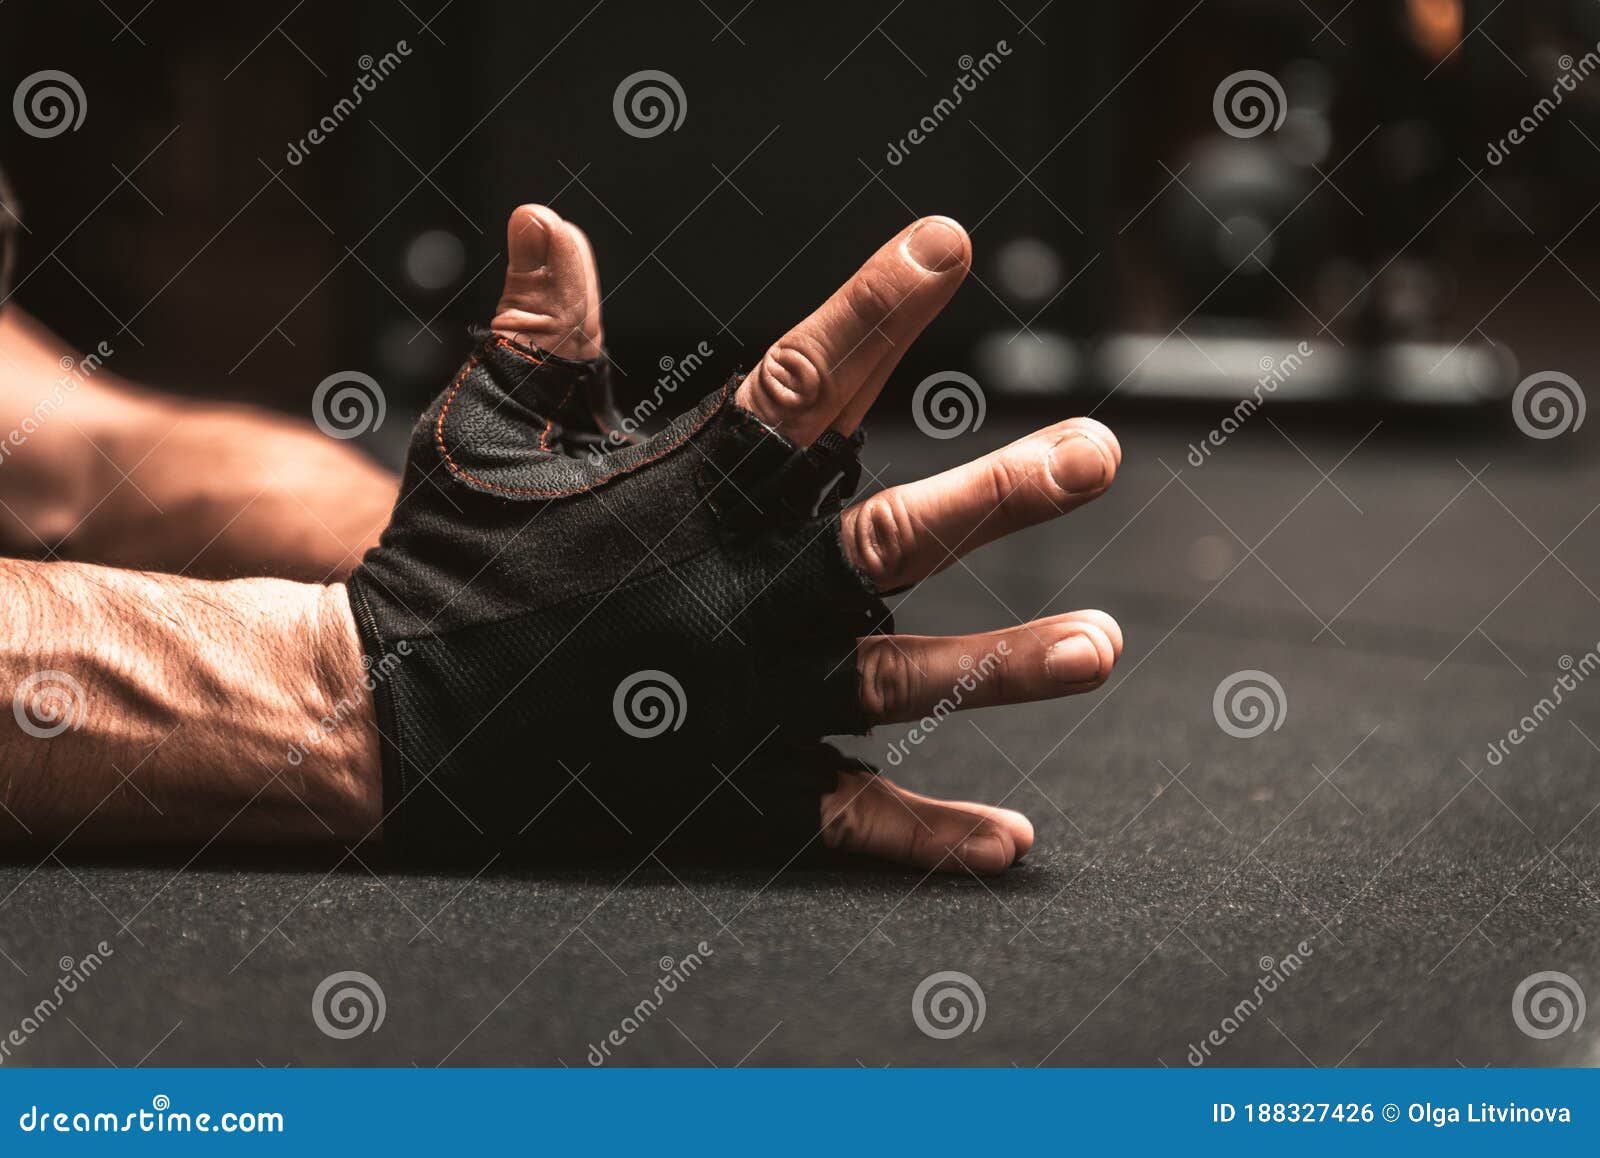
2, 410, 1598, 1067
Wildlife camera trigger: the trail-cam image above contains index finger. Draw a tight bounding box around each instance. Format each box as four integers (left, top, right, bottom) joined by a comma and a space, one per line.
735, 216, 970, 446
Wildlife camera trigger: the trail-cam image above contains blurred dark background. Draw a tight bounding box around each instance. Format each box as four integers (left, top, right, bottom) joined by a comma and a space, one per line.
5, 2, 1600, 1069
2, 0, 1599, 457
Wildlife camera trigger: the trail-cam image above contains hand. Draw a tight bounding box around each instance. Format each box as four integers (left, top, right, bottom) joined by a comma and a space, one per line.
349, 205, 1121, 873
721, 212, 1123, 872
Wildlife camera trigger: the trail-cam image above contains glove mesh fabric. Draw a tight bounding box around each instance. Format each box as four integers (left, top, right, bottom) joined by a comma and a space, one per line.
347, 334, 890, 861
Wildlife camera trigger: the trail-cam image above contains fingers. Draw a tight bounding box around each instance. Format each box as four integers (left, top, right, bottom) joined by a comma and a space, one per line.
492, 204, 603, 359
857, 611, 1123, 725
735, 216, 971, 445
820, 769, 1034, 874
841, 417, 1121, 591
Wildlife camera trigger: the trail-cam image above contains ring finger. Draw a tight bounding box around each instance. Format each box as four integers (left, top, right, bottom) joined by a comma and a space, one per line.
857, 610, 1124, 725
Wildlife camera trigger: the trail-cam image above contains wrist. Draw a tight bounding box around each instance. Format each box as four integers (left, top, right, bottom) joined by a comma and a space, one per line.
0, 562, 385, 845
302, 582, 384, 838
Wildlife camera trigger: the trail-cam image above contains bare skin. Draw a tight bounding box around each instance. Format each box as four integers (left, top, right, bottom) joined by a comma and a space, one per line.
0, 560, 377, 845
0, 308, 396, 581
0, 205, 1124, 872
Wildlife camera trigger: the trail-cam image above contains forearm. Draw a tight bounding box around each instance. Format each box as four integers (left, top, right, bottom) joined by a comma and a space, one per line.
0, 559, 379, 846
0, 308, 397, 580
68, 397, 399, 581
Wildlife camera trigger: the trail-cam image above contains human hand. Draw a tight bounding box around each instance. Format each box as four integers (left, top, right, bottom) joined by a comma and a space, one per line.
347, 205, 1121, 873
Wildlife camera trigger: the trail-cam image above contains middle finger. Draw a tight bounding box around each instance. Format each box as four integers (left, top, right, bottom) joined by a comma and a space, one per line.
840, 417, 1121, 592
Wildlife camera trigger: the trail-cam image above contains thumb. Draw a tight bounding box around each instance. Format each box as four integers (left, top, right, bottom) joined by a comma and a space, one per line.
492, 204, 603, 360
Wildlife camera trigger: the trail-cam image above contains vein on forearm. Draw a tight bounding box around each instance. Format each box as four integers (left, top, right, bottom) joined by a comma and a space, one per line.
0, 559, 380, 848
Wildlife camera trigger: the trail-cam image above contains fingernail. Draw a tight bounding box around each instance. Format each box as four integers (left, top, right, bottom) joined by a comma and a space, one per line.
1044, 634, 1101, 683
905, 218, 965, 272
508, 207, 552, 272
1048, 434, 1108, 493
955, 834, 1007, 872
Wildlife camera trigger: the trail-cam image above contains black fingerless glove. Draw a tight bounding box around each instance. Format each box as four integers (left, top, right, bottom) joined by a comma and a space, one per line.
346, 334, 891, 861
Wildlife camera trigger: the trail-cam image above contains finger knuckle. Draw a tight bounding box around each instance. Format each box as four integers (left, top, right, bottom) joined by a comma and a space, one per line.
819, 770, 871, 851
976, 451, 1060, 535
867, 782, 923, 866
858, 638, 919, 723
751, 338, 831, 421
842, 269, 901, 329
848, 493, 915, 589
986, 645, 1025, 701
983, 452, 1034, 512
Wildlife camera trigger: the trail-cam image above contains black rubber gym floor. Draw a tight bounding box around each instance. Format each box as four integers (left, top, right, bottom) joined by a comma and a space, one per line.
3, 409, 1598, 1067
